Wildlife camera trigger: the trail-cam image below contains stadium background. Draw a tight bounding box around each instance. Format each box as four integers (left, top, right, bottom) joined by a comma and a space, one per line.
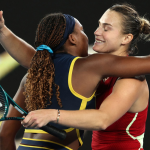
0, 0, 150, 149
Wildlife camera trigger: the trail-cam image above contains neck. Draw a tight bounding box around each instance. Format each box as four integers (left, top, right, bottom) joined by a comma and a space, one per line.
64, 46, 81, 57
110, 47, 128, 56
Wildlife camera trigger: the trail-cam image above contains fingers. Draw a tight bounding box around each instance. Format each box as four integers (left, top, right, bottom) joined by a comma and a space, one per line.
21, 115, 32, 128
22, 119, 42, 128
21, 117, 37, 128
0, 10, 5, 29
0, 10, 3, 21
21, 113, 43, 128
21, 110, 51, 129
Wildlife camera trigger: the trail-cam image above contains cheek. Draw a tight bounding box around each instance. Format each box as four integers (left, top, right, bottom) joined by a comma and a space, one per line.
83, 35, 88, 46
104, 30, 121, 39
83, 33, 88, 41
105, 33, 121, 45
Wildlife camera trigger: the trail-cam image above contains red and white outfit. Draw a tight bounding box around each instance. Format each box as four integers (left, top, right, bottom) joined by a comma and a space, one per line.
92, 77, 148, 150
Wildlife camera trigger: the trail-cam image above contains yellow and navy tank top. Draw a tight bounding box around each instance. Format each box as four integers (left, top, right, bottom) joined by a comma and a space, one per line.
25, 53, 96, 145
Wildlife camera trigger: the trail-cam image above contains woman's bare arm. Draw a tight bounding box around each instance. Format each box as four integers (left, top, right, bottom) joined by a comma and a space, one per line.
0, 11, 36, 69
0, 75, 27, 150
77, 53, 150, 80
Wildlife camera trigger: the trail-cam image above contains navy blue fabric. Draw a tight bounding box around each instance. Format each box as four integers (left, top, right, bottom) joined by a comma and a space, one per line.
46, 53, 95, 129
27, 53, 95, 130
53, 14, 75, 51
26, 53, 96, 146
17, 138, 70, 150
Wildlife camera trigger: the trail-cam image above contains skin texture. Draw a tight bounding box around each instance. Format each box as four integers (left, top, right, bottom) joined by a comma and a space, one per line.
0, 10, 150, 150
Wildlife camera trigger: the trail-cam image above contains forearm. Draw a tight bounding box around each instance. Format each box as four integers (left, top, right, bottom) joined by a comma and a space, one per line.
21, 109, 107, 130
0, 25, 36, 69
99, 54, 150, 78
56, 109, 106, 131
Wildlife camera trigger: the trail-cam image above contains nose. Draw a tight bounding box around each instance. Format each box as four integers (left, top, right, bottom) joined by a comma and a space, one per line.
94, 26, 103, 36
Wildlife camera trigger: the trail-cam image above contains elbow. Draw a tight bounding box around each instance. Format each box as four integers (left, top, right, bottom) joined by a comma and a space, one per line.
0, 134, 6, 142
95, 113, 110, 131
0, 132, 8, 141
21, 61, 30, 69
100, 122, 109, 131
0, 126, 16, 140
0, 131, 15, 141
0, 132, 15, 148
95, 122, 108, 131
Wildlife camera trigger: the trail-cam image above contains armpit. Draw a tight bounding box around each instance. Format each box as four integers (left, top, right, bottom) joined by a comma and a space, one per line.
118, 75, 145, 81
134, 75, 145, 81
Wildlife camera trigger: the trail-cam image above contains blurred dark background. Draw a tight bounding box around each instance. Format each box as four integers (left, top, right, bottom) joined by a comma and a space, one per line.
0, 0, 150, 149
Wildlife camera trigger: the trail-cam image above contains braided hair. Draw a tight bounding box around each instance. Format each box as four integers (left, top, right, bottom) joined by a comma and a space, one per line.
109, 3, 150, 54
24, 13, 66, 111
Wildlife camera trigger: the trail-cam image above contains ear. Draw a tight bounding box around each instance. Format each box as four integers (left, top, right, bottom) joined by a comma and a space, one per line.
121, 34, 133, 45
68, 33, 77, 45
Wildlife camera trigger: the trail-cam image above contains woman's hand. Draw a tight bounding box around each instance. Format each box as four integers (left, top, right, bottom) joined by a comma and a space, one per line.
21, 109, 57, 128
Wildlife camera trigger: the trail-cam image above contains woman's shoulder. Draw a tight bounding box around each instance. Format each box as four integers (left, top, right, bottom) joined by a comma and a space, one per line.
115, 75, 148, 93
115, 75, 147, 93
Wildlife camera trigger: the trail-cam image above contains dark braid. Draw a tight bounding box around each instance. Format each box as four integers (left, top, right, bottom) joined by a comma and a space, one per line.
35, 13, 66, 49
24, 13, 65, 111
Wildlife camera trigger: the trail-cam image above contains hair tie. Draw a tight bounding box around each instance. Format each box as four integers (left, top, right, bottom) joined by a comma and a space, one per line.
36, 45, 53, 54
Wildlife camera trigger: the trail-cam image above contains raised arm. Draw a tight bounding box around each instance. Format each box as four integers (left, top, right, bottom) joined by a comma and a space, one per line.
0, 11, 36, 69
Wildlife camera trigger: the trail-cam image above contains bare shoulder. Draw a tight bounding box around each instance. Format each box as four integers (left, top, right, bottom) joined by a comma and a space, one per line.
117, 76, 149, 112
75, 53, 114, 72
114, 76, 148, 96
118, 75, 147, 90
77, 53, 114, 63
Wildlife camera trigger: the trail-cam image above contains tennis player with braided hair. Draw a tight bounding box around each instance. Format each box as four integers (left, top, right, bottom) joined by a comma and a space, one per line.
1, 4, 150, 150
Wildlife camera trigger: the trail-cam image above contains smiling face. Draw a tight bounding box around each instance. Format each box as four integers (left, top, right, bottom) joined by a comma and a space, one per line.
93, 9, 128, 55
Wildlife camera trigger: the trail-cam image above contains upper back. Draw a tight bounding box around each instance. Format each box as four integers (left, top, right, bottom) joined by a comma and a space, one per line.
46, 53, 96, 129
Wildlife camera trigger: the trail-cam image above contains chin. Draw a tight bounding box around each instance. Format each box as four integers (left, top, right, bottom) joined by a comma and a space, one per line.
93, 46, 103, 53
92, 45, 98, 51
